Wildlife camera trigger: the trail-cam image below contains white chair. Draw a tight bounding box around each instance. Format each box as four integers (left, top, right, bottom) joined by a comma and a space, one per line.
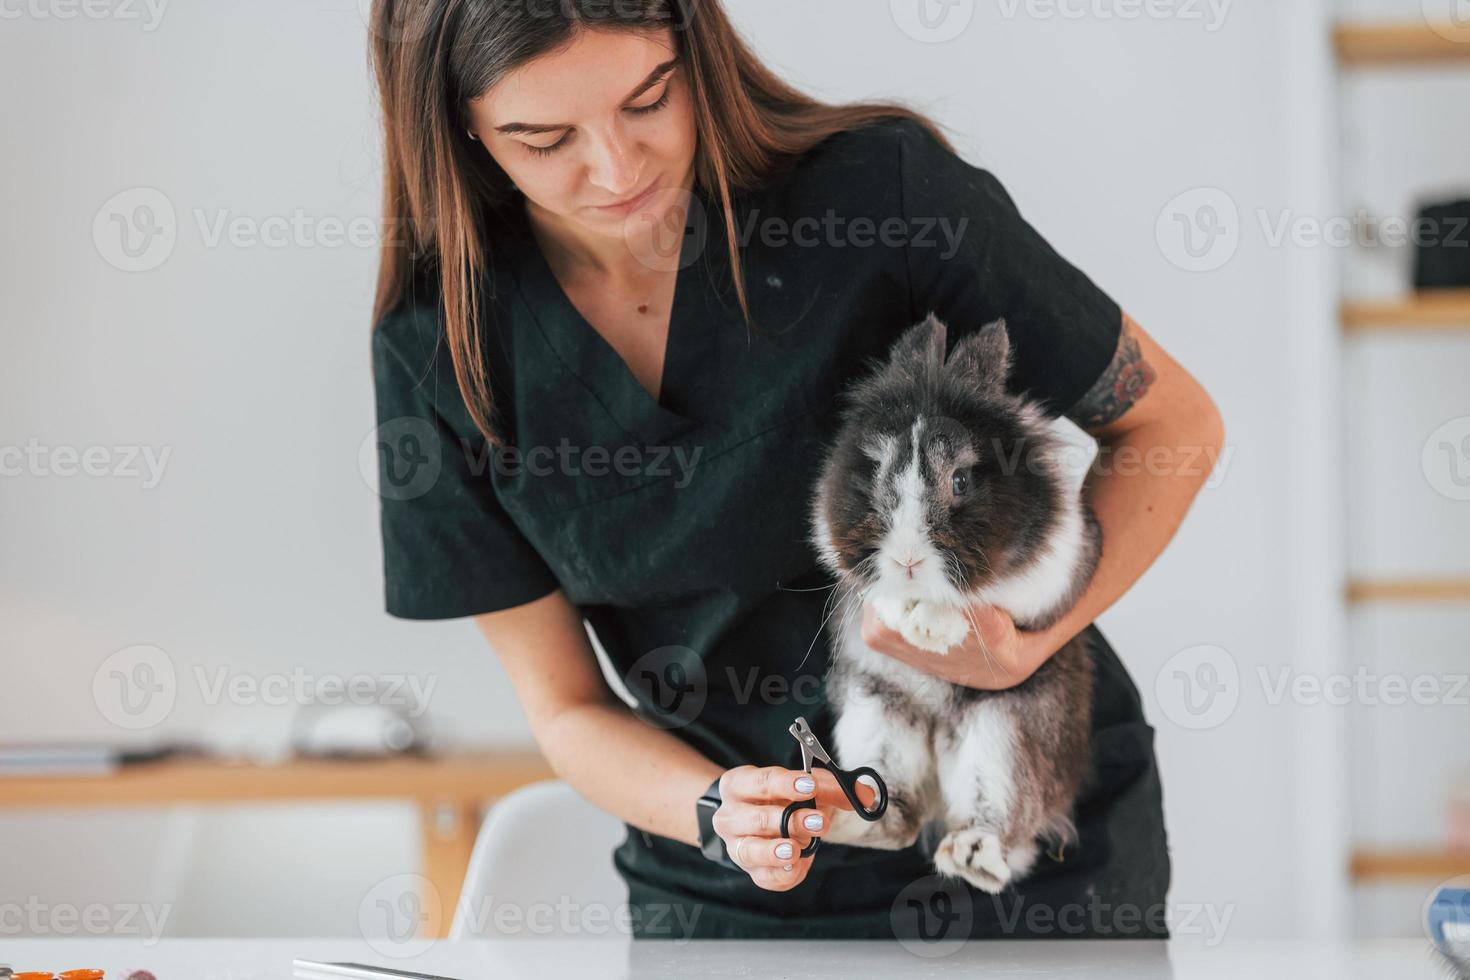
450, 779, 629, 939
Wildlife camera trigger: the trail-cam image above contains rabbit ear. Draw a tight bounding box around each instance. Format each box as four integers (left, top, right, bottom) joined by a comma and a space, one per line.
887, 312, 948, 373
944, 317, 1011, 392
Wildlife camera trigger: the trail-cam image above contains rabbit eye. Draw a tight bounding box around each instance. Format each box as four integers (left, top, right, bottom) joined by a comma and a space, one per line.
951, 468, 971, 497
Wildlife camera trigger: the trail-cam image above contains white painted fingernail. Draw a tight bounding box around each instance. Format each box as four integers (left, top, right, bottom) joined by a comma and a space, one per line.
794, 776, 815, 794
775, 842, 793, 859
783, 863, 794, 872
803, 813, 824, 831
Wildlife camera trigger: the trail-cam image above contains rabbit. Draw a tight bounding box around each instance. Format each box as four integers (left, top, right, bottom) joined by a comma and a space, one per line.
808, 312, 1099, 894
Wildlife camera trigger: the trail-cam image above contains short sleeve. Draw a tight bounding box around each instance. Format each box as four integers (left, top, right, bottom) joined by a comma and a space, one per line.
370, 300, 561, 619
894, 120, 1123, 418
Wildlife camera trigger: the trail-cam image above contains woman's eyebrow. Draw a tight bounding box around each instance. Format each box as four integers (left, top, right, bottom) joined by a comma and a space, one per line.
494, 58, 679, 135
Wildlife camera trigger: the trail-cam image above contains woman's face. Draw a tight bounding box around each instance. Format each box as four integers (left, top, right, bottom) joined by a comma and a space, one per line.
468, 28, 697, 244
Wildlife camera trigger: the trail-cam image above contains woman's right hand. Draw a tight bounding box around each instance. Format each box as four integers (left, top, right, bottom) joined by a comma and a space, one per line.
712, 764, 877, 891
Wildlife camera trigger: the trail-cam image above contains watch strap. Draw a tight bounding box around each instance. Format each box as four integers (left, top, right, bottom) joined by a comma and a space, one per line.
696, 774, 741, 871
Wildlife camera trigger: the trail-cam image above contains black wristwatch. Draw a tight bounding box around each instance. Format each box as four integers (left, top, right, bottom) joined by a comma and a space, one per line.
696, 775, 741, 870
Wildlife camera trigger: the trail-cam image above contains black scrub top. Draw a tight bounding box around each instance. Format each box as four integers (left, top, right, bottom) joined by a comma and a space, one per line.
371, 118, 1172, 940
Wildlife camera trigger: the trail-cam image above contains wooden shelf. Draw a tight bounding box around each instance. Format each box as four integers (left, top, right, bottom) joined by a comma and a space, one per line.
1334, 17, 1470, 904
1335, 22, 1470, 67
0, 750, 555, 938
0, 749, 553, 808
1342, 291, 1470, 332
1347, 579, 1470, 605
1351, 848, 1470, 881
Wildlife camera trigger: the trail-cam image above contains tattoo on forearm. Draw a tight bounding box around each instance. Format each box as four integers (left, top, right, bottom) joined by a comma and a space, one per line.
1068, 313, 1156, 430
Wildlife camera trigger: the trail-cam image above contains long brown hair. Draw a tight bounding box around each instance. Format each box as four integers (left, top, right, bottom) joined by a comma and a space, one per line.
369, 0, 953, 446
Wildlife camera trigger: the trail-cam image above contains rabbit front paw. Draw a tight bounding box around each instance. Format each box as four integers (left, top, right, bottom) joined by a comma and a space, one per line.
869, 593, 917, 632
899, 600, 970, 654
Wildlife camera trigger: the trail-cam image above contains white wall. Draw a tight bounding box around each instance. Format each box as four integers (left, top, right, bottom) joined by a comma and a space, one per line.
1, 0, 495, 940
7, 0, 1452, 944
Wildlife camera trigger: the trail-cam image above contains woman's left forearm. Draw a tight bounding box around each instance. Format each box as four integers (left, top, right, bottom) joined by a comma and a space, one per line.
1022, 410, 1226, 662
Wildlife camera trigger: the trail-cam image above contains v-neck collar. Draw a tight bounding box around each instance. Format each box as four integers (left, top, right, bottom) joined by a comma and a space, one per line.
505, 188, 723, 446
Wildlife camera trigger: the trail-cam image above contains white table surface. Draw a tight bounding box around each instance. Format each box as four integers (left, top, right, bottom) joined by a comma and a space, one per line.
1, 938, 1460, 979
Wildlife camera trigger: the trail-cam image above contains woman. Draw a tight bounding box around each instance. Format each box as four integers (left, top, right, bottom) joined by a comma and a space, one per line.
368, 0, 1221, 941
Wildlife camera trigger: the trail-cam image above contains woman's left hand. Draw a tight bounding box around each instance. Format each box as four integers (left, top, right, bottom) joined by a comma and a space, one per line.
859, 601, 1050, 690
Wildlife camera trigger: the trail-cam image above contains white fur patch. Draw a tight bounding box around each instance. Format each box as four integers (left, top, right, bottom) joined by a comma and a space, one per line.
884, 418, 928, 561
869, 416, 970, 622
827, 659, 936, 849
836, 592, 952, 710
861, 432, 897, 467
937, 700, 1017, 831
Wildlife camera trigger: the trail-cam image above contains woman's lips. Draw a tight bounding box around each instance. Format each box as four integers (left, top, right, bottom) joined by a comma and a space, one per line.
593, 179, 660, 214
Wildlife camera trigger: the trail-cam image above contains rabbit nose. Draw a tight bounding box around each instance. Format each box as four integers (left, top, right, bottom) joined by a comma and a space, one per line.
894, 556, 924, 577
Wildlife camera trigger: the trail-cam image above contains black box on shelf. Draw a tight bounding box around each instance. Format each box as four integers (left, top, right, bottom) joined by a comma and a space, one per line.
1413, 197, 1470, 291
